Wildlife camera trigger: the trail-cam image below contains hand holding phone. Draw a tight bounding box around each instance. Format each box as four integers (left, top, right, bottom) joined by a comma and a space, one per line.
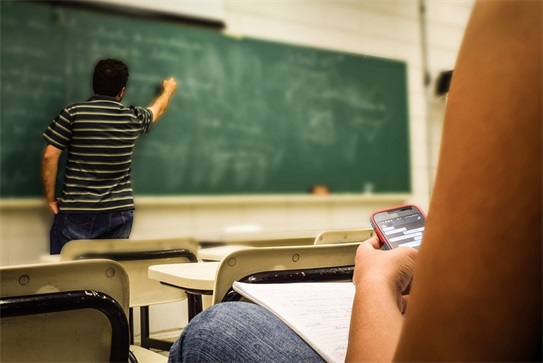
370, 204, 426, 250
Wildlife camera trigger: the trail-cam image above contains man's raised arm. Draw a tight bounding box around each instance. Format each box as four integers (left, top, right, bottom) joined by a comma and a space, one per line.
148, 77, 177, 123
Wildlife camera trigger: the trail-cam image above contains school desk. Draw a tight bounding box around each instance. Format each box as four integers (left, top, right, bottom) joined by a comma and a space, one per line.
148, 262, 219, 320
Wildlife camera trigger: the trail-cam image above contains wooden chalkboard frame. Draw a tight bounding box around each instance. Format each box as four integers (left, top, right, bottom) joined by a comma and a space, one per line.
40, 0, 226, 28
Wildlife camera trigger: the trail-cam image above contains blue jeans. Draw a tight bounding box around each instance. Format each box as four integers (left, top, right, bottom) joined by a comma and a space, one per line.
49, 210, 134, 254
168, 302, 326, 363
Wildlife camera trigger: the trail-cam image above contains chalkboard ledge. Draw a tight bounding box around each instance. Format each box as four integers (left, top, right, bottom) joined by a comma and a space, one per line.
0, 194, 411, 209
134, 194, 411, 206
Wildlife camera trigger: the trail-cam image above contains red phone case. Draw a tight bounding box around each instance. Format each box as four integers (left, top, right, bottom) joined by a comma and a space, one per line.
370, 204, 426, 250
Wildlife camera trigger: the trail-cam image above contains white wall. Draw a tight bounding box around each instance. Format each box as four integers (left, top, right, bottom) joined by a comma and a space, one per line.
425, 1, 474, 191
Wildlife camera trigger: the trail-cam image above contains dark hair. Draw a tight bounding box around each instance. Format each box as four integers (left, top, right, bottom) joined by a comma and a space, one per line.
92, 59, 129, 97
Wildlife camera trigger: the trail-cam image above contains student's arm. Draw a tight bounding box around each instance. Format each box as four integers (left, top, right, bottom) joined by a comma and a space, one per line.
346, 1, 542, 362
395, 1, 541, 361
148, 77, 177, 123
346, 237, 417, 362
42, 144, 63, 214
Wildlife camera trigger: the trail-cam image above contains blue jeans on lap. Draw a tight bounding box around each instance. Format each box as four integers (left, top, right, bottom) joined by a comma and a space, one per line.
168, 301, 326, 363
50, 210, 134, 254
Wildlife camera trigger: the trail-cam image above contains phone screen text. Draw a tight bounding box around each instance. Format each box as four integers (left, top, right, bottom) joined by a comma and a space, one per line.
376, 212, 425, 249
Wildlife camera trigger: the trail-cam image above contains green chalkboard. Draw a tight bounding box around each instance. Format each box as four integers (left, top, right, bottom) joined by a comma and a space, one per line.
0, 1, 410, 197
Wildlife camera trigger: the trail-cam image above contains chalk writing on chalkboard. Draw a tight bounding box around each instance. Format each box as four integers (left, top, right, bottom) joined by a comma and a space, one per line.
0, 1, 410, 197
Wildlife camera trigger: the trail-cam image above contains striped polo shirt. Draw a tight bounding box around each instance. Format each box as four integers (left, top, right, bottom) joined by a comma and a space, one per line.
43, 95, 153, 213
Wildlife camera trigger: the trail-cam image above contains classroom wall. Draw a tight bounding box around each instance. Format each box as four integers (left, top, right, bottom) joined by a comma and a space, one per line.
0, 1, 473, 264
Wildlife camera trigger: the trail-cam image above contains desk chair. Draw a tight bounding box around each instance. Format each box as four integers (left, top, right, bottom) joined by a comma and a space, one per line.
0, 259, 166, 362
212, 243, 360, 305
60, 237, 198, 351
198, 236, 316, 261
313, 228, 374, 245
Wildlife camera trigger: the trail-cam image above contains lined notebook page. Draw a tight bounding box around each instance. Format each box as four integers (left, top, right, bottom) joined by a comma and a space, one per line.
233, 281, 355, 363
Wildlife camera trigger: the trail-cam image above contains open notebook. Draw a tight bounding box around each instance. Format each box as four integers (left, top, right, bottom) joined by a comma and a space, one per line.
233, 281, 355, 363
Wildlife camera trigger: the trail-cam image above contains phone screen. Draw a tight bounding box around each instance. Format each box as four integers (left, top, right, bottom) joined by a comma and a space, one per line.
371, 206, 425, 249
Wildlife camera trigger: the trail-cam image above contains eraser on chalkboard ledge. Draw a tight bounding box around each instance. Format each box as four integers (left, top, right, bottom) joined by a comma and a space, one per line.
309, 185, 331, 195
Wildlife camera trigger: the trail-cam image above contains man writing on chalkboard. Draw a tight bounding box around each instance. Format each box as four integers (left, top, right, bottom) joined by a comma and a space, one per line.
42, 59, 177, 254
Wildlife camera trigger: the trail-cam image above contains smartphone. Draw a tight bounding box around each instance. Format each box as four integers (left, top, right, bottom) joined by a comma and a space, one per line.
370, 204, 426, 250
